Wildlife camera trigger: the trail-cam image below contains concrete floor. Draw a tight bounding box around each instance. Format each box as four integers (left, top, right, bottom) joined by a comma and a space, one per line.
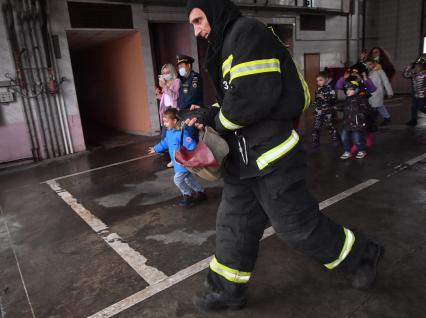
1, 97, 425, 318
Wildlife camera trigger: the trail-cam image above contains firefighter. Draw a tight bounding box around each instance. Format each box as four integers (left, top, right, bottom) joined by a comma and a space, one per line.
176, 54, 204, 110
185, 0, 385, 312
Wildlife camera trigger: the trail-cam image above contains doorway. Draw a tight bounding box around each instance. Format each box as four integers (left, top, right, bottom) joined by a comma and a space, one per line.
304, 53, 321, 99
68, 30, 152, 148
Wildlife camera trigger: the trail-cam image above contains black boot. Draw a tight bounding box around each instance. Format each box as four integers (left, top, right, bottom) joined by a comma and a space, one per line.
352, 241, 385, 290
194, 191, 208, 203
178, 195, 195, 208
193, 289, 247, 312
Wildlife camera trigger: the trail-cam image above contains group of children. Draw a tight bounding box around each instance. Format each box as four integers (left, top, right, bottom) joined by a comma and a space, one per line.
149, 54, 426, 206
309, 54, 423, 160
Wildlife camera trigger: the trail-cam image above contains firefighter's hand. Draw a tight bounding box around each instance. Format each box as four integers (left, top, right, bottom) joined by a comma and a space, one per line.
190, 104, 201, 111
148, 147, 156, 155
184, 118, 204, 131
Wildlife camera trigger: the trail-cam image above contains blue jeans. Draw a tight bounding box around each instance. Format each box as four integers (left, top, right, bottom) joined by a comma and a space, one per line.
341, 129, 365, 153
174, 172, 204, 196
411, 97, 426, 121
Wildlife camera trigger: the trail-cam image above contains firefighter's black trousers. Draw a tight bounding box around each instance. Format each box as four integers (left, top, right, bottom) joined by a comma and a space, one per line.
208, 164, 368, 295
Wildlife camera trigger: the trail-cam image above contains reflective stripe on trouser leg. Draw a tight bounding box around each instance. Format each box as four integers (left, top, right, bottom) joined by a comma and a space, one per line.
210, 256, 251, 284
324, 228, 355, 269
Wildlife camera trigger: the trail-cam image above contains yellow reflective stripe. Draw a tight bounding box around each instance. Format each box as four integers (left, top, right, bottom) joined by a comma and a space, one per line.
297, 69, 311, 110
210, 256, 251, 284
219, 109, 243, 131
324, 228, 355, 269
230, 58, 281, 82
222, 54, 233, 78
256, 130, 299, 170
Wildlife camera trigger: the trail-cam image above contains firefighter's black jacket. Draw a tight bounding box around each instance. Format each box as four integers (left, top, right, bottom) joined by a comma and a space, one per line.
200, 17, 311, 179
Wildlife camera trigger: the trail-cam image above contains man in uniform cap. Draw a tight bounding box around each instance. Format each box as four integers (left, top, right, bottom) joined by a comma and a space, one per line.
176, 54, 204, 110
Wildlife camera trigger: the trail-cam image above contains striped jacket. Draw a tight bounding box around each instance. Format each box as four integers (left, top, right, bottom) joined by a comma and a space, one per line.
208, 17, 310, 179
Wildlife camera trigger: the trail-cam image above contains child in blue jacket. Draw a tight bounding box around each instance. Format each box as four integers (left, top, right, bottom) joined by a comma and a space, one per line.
148, 108, 207, 207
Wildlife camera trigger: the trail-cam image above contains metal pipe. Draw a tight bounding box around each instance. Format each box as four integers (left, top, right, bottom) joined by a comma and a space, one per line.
15, 0, 52, 158
2, 2, 41, 160
36, 0, 70, 155
45, 0, 74, 154
27, 0, 66, 156
23, 0, 61, 157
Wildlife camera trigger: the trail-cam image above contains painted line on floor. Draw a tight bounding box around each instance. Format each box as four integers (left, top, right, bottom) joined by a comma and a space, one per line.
88, 179, 379, 318
41, 154, 156, 184
46, 180, 168, 285
0, 206, 37, 318
387, 152, 426, 177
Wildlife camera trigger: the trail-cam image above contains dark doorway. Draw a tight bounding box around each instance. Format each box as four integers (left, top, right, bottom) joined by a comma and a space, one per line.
68, 30, 152, 149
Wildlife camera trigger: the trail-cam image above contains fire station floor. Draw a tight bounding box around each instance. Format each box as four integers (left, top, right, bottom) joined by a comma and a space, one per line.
0, 96, 426, 318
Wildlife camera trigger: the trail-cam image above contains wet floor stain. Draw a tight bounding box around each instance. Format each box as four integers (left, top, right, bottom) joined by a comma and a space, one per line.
145, 228, 216, 246
95, 170, 222, 208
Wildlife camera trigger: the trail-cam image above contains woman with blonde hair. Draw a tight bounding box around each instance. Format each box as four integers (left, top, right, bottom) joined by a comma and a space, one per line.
155, 63, 180, 167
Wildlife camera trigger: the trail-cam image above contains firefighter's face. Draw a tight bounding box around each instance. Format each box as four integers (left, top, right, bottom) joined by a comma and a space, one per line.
189, 8, 211, 39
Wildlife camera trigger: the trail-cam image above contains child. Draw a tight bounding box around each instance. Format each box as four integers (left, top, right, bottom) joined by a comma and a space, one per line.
365, 58, 394, 126
340, 81, 370, 160
312, 71, 338, 148
403, 56, 426, 126
336, 68, 376, 151
148, 108, 207, 207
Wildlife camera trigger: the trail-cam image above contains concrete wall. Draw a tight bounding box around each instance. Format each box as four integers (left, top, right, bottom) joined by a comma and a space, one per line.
375, 0, 423, 93
48, 0, 86, 152
0, 0, 34, 163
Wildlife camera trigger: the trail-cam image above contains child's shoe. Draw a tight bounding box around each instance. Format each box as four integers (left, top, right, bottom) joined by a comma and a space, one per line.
179, 195, 195, 208
167, 161, 173, 168
340, 152, 353, 160
356, 151, 367, 159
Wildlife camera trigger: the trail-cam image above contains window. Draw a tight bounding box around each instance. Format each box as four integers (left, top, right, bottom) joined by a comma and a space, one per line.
300, 14, 326, 31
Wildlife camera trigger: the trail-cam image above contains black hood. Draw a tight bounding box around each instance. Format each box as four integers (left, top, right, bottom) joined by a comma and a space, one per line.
187, 0, 241, 77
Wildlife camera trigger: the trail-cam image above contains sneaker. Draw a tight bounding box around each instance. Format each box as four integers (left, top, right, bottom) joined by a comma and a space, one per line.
178, 195, 195, 208
352, 242, 385, 290
167, 161, 173, 168
194, 191, 208, 202
193, 290, 247, 312
356, 151, 367, 159
380, 118, 391, 126
340, 152, 352, 160
406, 120, 418, 126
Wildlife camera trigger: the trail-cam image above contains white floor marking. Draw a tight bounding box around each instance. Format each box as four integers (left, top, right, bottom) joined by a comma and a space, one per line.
387, 152, 426, 177
46, 180, 168, 285
41, 154, 155, 184
405, 153, 426, 166
0, 206, 37, 318
88, 179, 380, 318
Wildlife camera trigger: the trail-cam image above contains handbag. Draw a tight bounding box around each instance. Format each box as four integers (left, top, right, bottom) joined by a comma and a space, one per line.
174, 125, 229, 181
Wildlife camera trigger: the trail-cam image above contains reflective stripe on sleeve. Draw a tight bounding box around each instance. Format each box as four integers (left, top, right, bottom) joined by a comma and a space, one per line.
256, 130, 299, 170
297, 69, 311, 110
210, 256, 251, 284
324, 228, 356, 269
222, 54, 233, 78
219, 109, 243, 131
230, 58, 281, 83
